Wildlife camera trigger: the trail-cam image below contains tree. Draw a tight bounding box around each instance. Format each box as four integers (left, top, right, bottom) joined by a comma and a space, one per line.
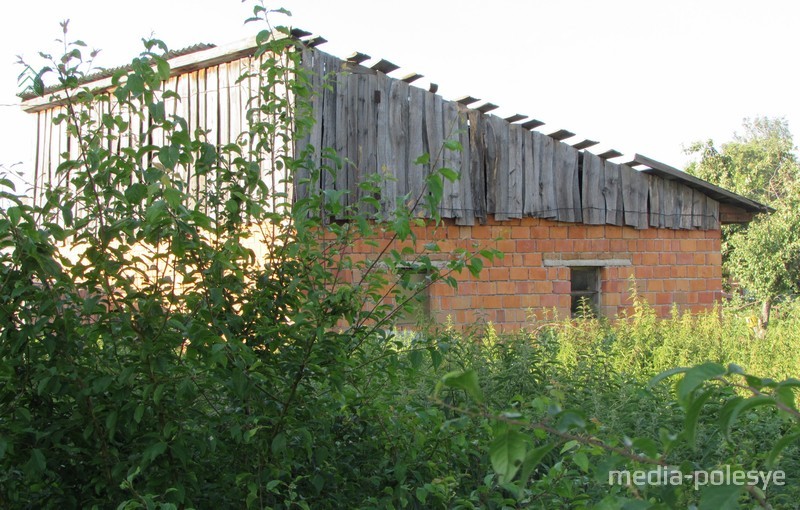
686, 117, 800, 330
2, 9, 495, 507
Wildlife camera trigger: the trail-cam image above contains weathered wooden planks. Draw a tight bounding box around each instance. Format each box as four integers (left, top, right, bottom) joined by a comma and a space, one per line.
467, 109, 487, 222
582, 152, 605, 224
506, 124, 524, 219
554, 141, 581, 223
533, 131, 557, 218
619, 163, 649, 229
603, 159, 623, 226
30, 44, 735, 234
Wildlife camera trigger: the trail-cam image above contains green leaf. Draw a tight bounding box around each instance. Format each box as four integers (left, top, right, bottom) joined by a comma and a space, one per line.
125, 183, 147, 204
440, 369, 483, 403
143, 441, 167, 463
414, 153, 430, 165
444, 139, 462, 152
127, 73, 145, 97
134, 404, 145, 424
271, 433, 286, 456
721, 395, 776, 440
698, 483, 741, 510
684, 388, 714, 448
573, 451, 589, 472
676, 362, 725, 407
490, 427, 527, 483
518, 442, 556, 483
648, 366, 688, 388
438, 167, 459, 182
154, 56, 170, 80
766, 431, 800, 467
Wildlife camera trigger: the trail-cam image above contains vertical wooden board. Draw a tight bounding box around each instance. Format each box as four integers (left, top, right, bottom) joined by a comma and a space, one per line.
602, 160, 623, 225
441, 98, 461, 218
521, 127, 536, 216
227, 59, 243, 149
533, 131, 557, 218
204, 66, 219, 215
621, 164, 648, 229
581, 152, 604, 224
662, 179, 678, 229
33, 112, 44, 208
620, 163, 635, 227
293, 50, 312, 174
456, 106, 474, 225
648, 175, 662, 227
631, 167, 649, 229
486, 115, 509, 220
423, 90, 443, 216
42, 107, 53, 191
176, 73, 191, 193
334, 69, 350, 213
217, 62, 230, 149
358, 73, 379, 213
308, 49, 323, 172
507, 124, 524, 219
691, 189, 705, 228
195, 68, 207, 201
680, 184, 694, 229
467, 109, 487, 222
50, 109, 64, 225
706, 195, 719, 230
376, 72, 395, 216
388, 79, 410, 207
407, 85, 425, 215
422, 90, 443, 167
554, 141, 580, 223
205, 65, 220, 147
320, 53, 339, 193
345, 72, 361, 208
483, 113, 497, 215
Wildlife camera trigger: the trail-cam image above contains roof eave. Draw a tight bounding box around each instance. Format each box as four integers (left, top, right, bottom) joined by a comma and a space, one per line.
633, 153, 774, 214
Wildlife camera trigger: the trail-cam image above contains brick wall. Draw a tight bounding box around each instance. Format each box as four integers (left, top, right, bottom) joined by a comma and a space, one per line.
345, 216, 722, 330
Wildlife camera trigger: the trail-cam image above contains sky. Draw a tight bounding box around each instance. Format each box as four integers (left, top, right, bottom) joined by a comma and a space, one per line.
2, 0, 799, 196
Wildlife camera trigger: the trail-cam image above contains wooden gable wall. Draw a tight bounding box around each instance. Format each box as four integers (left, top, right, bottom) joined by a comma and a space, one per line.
295, 48, 720, 230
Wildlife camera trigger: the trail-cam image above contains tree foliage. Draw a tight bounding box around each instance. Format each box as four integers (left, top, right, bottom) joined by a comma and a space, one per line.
686, 117, 800, 326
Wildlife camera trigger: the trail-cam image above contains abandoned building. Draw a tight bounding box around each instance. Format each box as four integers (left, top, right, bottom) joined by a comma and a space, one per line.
20, 32, 771, 329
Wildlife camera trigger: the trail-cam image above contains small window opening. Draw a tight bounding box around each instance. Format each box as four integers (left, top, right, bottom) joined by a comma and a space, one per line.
570, 267, 600, 318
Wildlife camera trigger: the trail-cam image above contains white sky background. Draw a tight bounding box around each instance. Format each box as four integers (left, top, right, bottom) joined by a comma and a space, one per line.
1, 0, 799, 195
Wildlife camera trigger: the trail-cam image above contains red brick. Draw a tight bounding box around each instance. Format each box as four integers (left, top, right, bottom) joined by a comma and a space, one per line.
642, 253, 659, 265
550, 227, 568, 239
622, 227, 638, 239
523, 253, 543, 266
516, 240, 535, 252
606, 226, 623, 238
553, 281, 571, 294
528, 267, 547, 280
511, 226, 530, 239
554, 239, 574, 252
530, 226, 550, 238
540, 294, 559, 307
510, 267, 528, 281
488, 267, 510, 280
497, 281, 516, 294
568, 225, 588, 238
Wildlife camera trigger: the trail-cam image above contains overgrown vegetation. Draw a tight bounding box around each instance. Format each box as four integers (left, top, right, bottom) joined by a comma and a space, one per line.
2, 6, 799, 509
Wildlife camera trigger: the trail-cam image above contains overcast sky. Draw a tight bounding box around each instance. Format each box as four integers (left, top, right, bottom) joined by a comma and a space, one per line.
2, 0, 799, 195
